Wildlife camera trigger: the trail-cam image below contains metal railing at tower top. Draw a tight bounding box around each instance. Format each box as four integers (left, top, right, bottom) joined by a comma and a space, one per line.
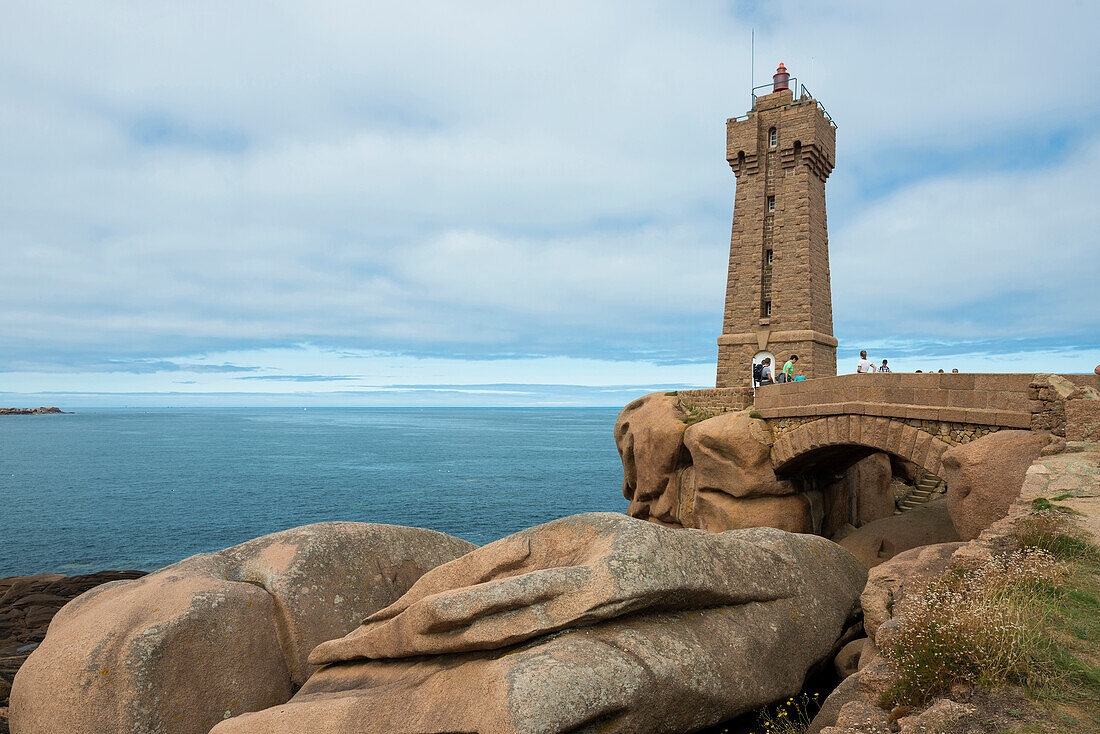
797, 85, 836, 128
736, 79, 836, 129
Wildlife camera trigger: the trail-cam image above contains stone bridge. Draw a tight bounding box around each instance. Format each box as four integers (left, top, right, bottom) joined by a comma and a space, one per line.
676, 372, 1100, 480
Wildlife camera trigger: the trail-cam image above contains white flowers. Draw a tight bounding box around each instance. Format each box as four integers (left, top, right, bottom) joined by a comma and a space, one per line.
883, 547, 1064, 704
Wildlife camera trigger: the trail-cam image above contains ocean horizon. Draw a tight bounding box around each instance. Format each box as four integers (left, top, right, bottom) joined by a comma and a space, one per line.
1, 407, 626, 577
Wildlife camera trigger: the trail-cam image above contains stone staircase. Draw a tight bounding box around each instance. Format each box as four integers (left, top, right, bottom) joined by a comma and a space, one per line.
896, 471, 945, 513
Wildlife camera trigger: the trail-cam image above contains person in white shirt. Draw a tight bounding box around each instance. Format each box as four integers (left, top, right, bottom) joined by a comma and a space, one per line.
856, 350, 875, 374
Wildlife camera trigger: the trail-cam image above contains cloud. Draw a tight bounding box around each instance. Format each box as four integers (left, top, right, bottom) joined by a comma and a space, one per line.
0, 1, 1097, 398
234, 374, 358, 382
833, 137, 1100, 343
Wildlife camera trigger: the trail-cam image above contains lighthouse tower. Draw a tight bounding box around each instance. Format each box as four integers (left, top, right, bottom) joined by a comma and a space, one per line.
716, 64, 838, 389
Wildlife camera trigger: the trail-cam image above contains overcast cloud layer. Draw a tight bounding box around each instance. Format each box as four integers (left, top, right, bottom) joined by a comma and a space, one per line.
2, 1, 1098, 405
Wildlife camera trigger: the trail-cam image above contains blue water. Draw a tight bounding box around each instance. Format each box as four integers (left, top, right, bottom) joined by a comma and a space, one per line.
0, 408, 626, 577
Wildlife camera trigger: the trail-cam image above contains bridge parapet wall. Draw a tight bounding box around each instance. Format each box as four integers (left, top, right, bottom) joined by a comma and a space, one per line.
754, 373, 1099, 432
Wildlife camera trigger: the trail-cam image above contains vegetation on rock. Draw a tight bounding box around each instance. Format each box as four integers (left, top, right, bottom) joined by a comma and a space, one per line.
880, 508, 1100, 723
678, 402, 718, 426
751, 692, 821, 734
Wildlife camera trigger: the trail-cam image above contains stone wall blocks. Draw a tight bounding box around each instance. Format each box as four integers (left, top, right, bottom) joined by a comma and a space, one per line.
788, 425, 810, 455
835, 414, 851, 443
986, 391, 1025, 412
941, 373, 975, 390
925, 439, 950, 475
972, 374, 1031, 392
808, 418, 829, 446
945, 389, 973, 408
863, 387, 887, 403
911, 430, 934, 470
848, 414, 863, 444
771, 437, 792, 465
939, 407, 969, 424
1000, 411, 1035, 429
898, 424, 920, 462
891, 388, 917, 405
866, 403, 888, 418
886, 420, 907, 454
877, 373, 902, 387
868, 417, 892, 449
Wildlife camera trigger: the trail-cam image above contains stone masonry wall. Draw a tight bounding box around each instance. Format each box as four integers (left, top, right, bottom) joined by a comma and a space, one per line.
716, 88, 837, 389
675, 387, 754, 414
1030, 373, 1100, 439
768, 415, 1000, 446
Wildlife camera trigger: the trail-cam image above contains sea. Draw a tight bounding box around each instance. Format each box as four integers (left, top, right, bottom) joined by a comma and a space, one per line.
0, 408, 625, 577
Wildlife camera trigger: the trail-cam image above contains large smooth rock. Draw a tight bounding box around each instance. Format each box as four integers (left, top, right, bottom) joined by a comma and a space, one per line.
896, 698, 977, 733
0, 570, 148, 713
821, 700, 891, 734
941, 430, 1049, 540
9, 523, 475, 734
615, 392, 688, 525
821, 452, 894, 538
833, 638, 866, 680
615, 398, 811, 535
838, 498, 959, 568
215, 513, 867, 734
683, 410, 793, 498
690, 490, 814, 534
860, 542, 965, 640
850, 452, 894, 524
806, 673, 861, 734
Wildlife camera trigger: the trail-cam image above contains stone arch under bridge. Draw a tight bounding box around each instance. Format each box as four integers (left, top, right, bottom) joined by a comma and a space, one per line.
770, 415, 954, 479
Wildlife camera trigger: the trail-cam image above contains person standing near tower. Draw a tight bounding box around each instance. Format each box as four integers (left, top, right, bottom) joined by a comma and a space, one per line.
856, 350, 875, 374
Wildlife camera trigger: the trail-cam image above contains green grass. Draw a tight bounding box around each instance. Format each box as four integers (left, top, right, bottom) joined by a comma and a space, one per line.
679, 403, 717, 427
1031, 498, 1055, 512
881, 510, 1100, 713
1015, 511, 1100, 562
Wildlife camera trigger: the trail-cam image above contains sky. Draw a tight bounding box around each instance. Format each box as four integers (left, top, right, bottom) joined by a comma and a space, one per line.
2, 1, 1098, 407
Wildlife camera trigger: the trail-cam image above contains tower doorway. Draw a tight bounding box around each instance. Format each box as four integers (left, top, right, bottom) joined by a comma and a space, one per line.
752, 350, 775, 388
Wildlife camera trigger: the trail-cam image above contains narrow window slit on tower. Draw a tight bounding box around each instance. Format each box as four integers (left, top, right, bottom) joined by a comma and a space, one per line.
767, 196, 775, 212
769, 127, 777, 147
763, 300, 771, 317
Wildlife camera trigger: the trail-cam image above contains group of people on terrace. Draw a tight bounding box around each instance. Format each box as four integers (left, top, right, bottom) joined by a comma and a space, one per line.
858, 350, 959, 375
753, 354, 801, 386
753, 350, 964, 388
754, 350, 963, 389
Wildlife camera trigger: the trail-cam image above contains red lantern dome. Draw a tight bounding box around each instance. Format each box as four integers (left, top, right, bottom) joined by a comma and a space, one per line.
773, 63, 790, 92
